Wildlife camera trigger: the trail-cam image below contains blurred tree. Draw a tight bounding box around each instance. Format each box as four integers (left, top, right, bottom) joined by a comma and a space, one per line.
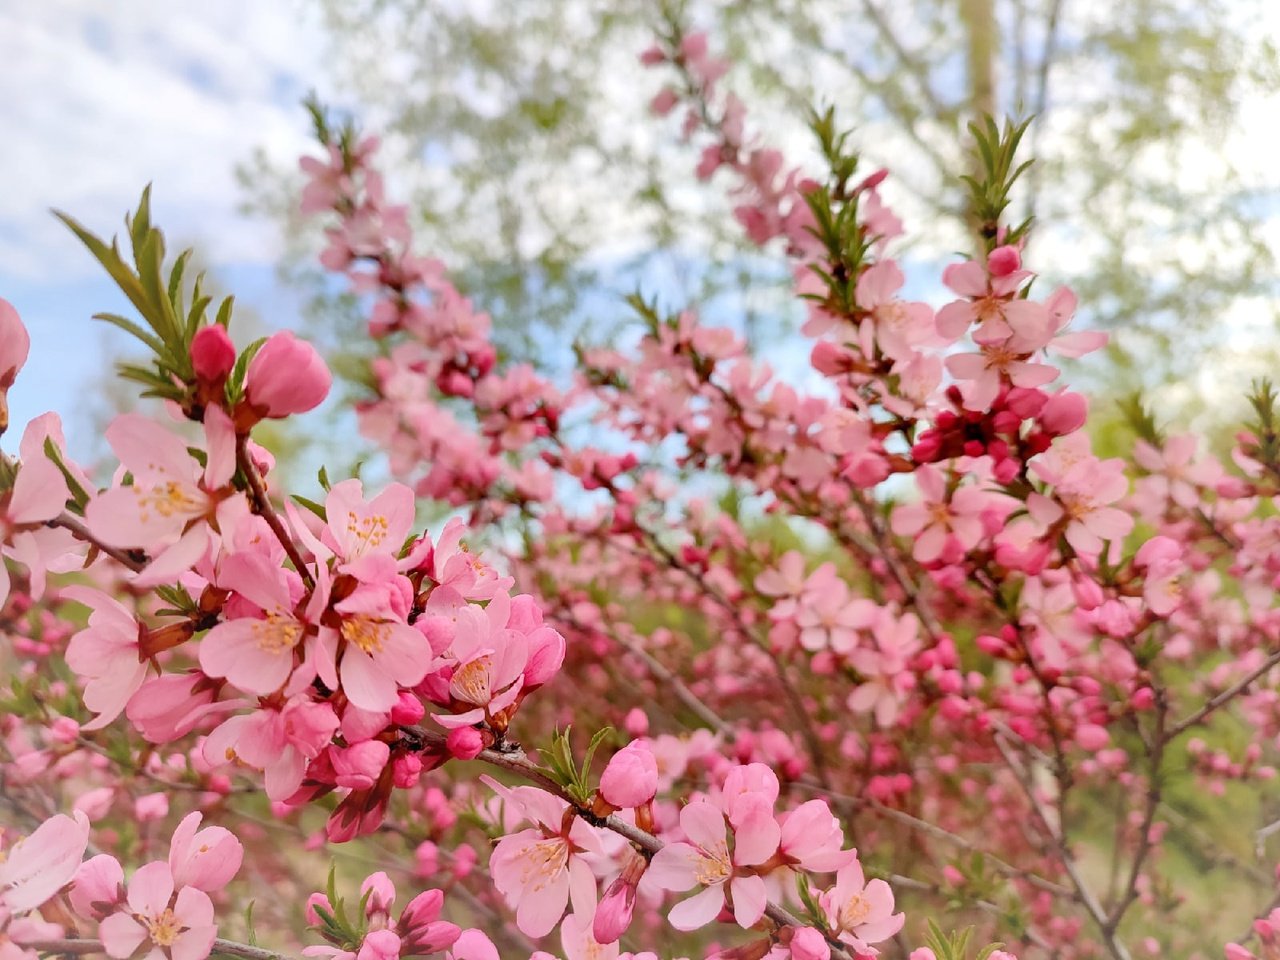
240, 0, 1280, 405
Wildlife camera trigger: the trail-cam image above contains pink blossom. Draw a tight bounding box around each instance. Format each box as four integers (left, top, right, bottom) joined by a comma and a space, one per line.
647, 797, 778, 930
244, 331, 332, 418
818, 858, 904, 954
0, 811, 89, 913
203, 697, 340, 800
168, 813, 242, 893
98, 862, 216, 960
84, 411, 238, 586
488, 786, 602, 938
63, 587, 149, 731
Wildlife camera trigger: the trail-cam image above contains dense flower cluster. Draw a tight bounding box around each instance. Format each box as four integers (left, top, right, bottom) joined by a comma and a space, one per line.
3, 17, 1280, 960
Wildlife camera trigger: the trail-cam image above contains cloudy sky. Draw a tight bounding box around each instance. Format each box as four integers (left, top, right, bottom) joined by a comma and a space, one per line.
0, 1, 331, 452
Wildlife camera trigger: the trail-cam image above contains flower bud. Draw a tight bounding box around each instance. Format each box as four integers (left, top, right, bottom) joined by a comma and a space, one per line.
331, 740, 390, 790
789, 927, 832, 960
356, 928, 401, 960
244, 331, 332, 418
987, 244, 1021, 277
1040, 391, 1088, 436
69, 854, 125, 921
445, 727, 484, 760
599, 741, 658, 808
361, 871, 396, 922
0, 298, 31, 436
191, 325, 236, 383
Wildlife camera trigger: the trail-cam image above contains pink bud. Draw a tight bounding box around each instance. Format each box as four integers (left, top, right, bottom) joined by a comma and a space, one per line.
987, 244, 1021, 277
331, 740, 390, 790
623, 708, 649, 737
399, 890, 461, 953
134, 793, 169, 822
446, 727, 484, 760
390, 692, 425, 726
306, 892, 334, 926
790, 927, 832, 960
392, 753, 423, 789
1040, 391, 1088, 436
361, 871, 396, 921
48, 716, 80, 744
650, 88, 679, 116
1224, 945, 1256, 960
191, 325, 236, 383
244, 331, 332, 418
357, 928, 401, 960
599, 741, 658, 808
1076, 724, 1110, 751
638, 45, 666, 66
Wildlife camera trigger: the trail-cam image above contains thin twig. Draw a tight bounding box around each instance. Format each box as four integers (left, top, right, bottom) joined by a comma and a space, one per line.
1165, 648, 1280, 740
235, 433, 314, 590
24, 940, 288, 960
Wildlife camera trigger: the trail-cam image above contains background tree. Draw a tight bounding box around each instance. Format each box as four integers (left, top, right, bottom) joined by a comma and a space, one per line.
241, 0, 1279, 407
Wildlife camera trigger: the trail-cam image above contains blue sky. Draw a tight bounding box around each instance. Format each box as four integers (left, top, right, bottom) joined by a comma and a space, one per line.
0, 1, 330, 457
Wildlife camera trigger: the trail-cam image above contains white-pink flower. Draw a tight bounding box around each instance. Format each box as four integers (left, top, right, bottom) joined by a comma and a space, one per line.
647, 797, 778, 931
98, 862, 216, 960
0, 811, 89, 914
818, 858, 904, 955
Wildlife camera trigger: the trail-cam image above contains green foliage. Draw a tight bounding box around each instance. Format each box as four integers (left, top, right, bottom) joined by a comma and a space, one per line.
56, 189, 235, 405
538, 725, 615, 805
924, 921, 1005, 960
961, 116, 1033, 252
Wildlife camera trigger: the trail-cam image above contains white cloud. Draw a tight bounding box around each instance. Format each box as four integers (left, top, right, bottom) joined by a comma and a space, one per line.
0, 0, 328, 282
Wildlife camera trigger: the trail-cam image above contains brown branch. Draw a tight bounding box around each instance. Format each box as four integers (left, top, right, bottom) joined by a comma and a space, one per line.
47, 511, 147, 573
234, 433, 314, 590
23, 940, 288, 960
994, 733, 1132, 960
1165, 647, 1280, 741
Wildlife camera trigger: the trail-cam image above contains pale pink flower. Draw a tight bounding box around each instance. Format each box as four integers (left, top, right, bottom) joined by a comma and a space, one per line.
63, 587, 149, 731
486, 783, 603, 938
334, 582, 433, 713
854, 261, 935, 361
890, 466, 997, 563
98, 862, 216, 960
69, 854, 125, 921
85, 411, 238, 586
647, 797, 778, 930
204, 696, 340, 800
0, 811, 89, 913
168, 813, 242, 893
818, 858, 904, 954
0, 451, 70, 609
198, 551, 333, 697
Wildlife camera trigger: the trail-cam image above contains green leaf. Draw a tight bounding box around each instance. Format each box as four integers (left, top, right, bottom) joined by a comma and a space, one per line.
93, 312, 166, 355
43, 437, 90, 512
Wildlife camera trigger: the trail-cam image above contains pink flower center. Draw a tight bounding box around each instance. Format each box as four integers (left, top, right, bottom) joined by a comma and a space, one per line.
346, 511, 390, 554
515, 837, 569, 892
839, 891, 872, 929
252, 612, 302, 654
693, 844, 731, 885
136, 481, 200, 521
341, 616, 388, 655
450, 655, 494, 705
145, 908, 183, 947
